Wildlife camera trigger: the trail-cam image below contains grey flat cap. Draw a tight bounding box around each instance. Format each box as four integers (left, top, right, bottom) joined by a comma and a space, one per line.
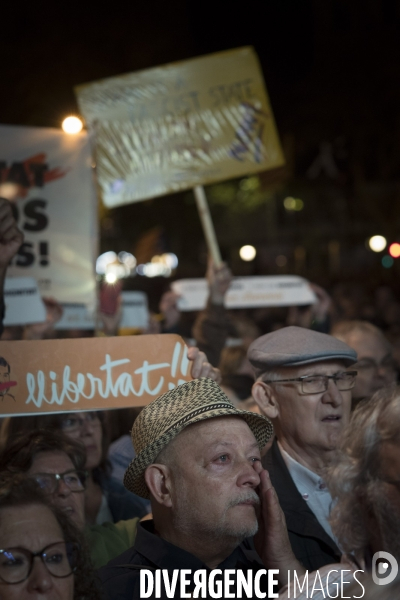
248, 326, 357, 377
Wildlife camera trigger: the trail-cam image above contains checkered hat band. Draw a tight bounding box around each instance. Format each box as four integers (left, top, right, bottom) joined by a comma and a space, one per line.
164, 403, 236, 434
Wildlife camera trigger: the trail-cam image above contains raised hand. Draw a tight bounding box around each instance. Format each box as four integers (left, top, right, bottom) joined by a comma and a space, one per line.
253, 460, 305, 587
187, 346, 221, 383
206, 259, 232, 305
0, 198, 23, 268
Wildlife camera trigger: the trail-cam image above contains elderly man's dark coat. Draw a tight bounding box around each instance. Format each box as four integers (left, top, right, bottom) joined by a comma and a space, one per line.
262, 439, 341, 572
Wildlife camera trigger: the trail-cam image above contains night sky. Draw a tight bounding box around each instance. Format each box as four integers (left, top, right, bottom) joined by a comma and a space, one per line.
2, 0, 316, 127
3, 1, 400, 287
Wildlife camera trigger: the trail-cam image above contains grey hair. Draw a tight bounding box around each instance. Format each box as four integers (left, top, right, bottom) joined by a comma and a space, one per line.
328, 386, 400, 555
256, 369, 284, 384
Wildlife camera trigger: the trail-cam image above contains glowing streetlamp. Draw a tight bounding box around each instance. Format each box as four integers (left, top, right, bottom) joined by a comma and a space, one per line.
105, 272, 118, 284
368, 235, 387, 252
389, 243, 400, 258
239, 245, 256, 261
62, 116, 83, 134
283, 197, 304, 211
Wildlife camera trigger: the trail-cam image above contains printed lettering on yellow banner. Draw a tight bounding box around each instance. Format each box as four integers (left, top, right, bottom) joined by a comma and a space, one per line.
76, 47, 284, 207
0, 335, 191, 416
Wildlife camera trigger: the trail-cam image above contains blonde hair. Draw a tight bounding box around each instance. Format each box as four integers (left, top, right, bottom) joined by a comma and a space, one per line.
328, 386, 400, 555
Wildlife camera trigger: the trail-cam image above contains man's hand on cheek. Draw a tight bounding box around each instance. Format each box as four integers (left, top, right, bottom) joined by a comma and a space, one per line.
187, 346, 221, 383
253, 460, 305, 587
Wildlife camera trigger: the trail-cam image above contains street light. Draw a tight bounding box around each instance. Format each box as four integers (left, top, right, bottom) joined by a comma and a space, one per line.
239, 245, 256, 261
368, 235, 387, 252
283, 197, 304, 211
389, 243, 400, 258
105, 272, 118, 284
62, 116, 83, 134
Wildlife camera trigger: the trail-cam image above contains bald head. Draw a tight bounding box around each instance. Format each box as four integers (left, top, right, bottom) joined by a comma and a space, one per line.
332, 321, 397, 403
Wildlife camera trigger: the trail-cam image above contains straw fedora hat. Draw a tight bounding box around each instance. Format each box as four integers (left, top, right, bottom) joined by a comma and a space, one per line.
123, 377, 274, 498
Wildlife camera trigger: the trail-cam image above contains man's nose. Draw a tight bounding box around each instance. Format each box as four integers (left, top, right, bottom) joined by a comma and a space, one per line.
237, 458, 261, 488
321, 378, 343, 406
27, 557, 53, 593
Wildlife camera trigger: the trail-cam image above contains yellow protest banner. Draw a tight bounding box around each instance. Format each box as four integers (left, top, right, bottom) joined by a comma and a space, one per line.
76, 47, 284, 208
0, 335, 191, 416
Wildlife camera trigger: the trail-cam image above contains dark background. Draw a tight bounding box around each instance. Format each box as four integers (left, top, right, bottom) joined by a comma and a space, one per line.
2, 0, 400, 294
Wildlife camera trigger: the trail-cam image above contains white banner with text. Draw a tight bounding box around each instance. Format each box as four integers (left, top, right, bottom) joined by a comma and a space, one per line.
0, 125, 97, 308
172, 276, 317, 311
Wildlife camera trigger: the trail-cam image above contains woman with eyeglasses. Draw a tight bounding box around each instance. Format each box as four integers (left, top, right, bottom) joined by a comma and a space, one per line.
0, 430, 140, 569
0, 411, 148, 526
55, 411, 149, 525
0, 348, 219, 526
0, 476, 100, 600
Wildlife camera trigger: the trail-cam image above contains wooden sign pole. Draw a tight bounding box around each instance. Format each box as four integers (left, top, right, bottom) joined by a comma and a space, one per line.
194, 185, 222, 268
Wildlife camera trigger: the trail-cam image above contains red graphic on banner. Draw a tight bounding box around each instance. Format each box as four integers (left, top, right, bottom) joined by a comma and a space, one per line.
0, 153, 70, 199
0, 381, 17, 392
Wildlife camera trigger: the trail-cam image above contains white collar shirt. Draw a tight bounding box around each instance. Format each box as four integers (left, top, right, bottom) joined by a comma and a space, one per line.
278, 441, 338, 544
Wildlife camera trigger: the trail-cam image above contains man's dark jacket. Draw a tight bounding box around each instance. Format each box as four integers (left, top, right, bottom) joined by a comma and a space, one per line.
262, 439, 340, 571
98, 519, 274, 600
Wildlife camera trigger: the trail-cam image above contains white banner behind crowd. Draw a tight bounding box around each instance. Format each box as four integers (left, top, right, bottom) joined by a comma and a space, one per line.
3, 277, 46, 326
172, 276, 317, 311
54, 292, 150, 330
0, 125, 97, 308
120, 292, 149, 329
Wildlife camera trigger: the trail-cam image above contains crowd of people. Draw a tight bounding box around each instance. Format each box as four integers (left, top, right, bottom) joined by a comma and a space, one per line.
1, 195, 400, 599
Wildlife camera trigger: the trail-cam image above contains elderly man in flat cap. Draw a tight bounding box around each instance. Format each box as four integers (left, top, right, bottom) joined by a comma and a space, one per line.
98, 378, 304, 600
249, 326, 357, 572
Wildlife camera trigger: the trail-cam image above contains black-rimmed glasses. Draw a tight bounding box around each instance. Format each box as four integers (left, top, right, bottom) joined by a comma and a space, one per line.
0, 541, 79, 584
30, 470, 87, 495
262, 371, 358, 394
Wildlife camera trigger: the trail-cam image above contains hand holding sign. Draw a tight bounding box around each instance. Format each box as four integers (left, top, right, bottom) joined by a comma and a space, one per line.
287, 283, 331, 329
159, 290, 180, 331
0, 199, 24, 269
187, 346, 221, 383
206, 259, 233, 306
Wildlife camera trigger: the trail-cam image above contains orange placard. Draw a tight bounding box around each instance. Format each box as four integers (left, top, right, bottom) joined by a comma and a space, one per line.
0, 335, 191, 416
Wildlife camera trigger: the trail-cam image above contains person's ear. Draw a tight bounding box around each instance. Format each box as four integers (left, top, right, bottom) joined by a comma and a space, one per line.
252, 381, 280, 419
144, 464, 173, 507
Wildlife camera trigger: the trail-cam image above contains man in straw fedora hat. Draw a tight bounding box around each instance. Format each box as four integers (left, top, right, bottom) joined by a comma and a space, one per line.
98, 377, 304, 599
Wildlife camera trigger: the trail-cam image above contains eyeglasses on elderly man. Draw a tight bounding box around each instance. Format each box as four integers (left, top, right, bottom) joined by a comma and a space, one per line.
262, 370, 357, 394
